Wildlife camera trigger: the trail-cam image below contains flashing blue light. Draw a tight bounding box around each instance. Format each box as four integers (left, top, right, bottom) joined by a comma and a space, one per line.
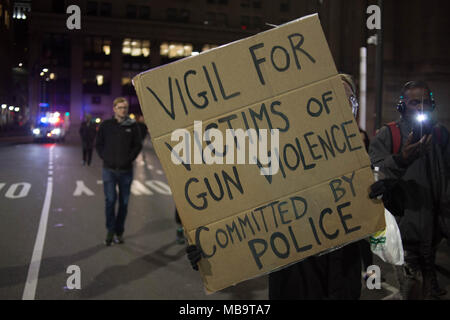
39, 103, 49, 107
40, 117, 48, 123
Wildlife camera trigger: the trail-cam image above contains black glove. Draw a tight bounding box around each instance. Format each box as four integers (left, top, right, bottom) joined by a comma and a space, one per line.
369, 179, 399, 199
186, 245, 202, 271
369, 179, 405, 217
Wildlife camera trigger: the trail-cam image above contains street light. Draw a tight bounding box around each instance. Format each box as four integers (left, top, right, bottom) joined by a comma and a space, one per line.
14, 107, 20, 112
1, 104, 6, 109
9, 106, 14, 111
42, 68, 49, 73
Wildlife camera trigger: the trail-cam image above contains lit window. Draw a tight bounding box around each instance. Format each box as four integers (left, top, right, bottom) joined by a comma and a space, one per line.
123, 39, 150, 57
122, 77, 131, 85
160, 43, 169, 56
103, 45, 110, 55
160, 43, 193, 58
96, 75, 104, 86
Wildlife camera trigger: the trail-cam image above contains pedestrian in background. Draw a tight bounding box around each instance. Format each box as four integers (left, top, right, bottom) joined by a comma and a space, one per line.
369, 81, 449, 299
79, 114, 97, 166
96, 97, 142, 246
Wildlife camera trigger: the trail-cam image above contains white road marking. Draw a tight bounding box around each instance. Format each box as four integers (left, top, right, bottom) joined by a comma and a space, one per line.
73, 180, 94, 196
145, 180, 172, 195
131, 180, 154, 196
0, 183, 6, 193
22, 146, 55, 300
4, 183, 32, 199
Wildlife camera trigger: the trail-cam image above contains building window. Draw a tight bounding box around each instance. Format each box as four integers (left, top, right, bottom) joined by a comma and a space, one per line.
87, 1, 98, 16
100, 2, 112, 17
122, 39, 151, 72
219, 0, 228, 4
126, 5, 137, 19
122, 39, 150, 57
160, 42, 193, 59
139, 6, 150, 19
84, 37, 112, 69
83, 71, 111, 94
280, 0, 290, 12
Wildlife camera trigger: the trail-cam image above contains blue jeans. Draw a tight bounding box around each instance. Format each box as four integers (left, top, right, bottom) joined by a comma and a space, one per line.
102, 168, 133, 235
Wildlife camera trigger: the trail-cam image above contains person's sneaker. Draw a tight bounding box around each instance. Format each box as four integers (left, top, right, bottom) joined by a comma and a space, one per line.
104, 231, 114, 246
114, 233, 124, 244
176, 227, 185, 244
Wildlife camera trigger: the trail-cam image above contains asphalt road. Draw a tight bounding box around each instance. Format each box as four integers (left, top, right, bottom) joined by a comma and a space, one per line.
0, 132, 449, 300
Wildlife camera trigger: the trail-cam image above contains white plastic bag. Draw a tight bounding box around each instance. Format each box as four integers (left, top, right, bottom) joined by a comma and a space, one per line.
369, 209, 404, 265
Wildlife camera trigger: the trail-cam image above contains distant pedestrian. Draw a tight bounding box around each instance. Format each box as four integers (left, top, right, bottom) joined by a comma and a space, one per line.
79, 114, 97, 166
96, 97, 142, 246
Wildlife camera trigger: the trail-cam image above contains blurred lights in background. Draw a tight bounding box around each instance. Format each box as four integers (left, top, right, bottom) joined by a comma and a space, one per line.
160, 42, 193, 58
95, 118, 101, 124
122, 39, 150, 57
96, 74, 104, 86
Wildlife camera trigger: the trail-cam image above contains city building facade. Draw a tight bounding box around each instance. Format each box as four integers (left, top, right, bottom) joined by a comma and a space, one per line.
22, 0, 450, 136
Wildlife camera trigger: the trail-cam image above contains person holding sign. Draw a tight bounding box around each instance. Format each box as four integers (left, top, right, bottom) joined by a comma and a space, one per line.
369, 81, 449, 299
187, 74, 367, 300
96, 97, 142, 246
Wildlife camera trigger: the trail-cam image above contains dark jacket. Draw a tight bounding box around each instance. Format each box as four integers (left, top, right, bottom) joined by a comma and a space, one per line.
369, 118, 450, 255
79, 120, 97, 149
269, 242, 361, 300
95, 117, 142, 171
137, 121, 149, 142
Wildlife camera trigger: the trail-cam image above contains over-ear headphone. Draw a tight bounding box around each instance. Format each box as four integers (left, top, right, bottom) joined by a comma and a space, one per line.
396, 81, 436, 113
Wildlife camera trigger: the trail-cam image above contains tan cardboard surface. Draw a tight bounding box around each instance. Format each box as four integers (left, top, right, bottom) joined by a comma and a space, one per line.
132, 14, 385, 293
187, 166, 385, 292
153, 76, 371, 231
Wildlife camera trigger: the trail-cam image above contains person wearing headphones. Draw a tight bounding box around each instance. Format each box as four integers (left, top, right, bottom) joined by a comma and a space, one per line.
369, 81, 449, 299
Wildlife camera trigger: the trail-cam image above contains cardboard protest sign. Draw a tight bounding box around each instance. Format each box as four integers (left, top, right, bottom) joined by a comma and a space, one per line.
133, 14, 385, 293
